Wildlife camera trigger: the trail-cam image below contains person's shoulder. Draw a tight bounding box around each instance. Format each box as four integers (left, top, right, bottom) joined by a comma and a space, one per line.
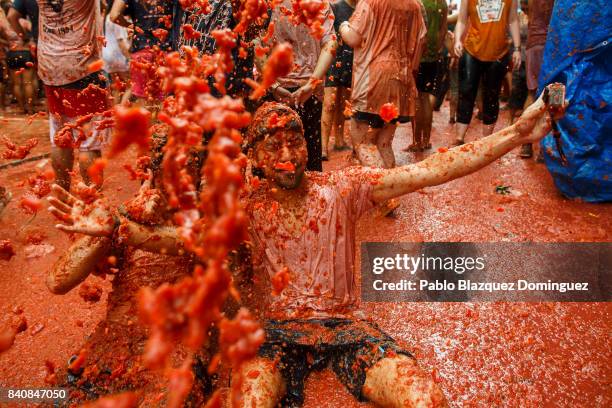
327, 166, 385, 189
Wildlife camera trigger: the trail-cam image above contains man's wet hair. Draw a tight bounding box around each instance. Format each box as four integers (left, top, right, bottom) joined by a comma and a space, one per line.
243, 102, 304, 152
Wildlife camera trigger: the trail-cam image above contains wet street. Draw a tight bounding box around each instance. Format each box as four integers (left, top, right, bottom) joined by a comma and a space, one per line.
0, 103, 610, 407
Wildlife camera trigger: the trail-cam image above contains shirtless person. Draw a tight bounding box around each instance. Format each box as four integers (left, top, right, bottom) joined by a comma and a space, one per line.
49, 86, 565, 407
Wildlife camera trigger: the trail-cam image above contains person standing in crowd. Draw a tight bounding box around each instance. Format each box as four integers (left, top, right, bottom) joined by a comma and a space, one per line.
174, 0, 254, 100
508, 0, 529, 127
453, 0, 522, 145
520, 0, 555, 159
102, 6, 131, 105
321, 0, 355, 160
410, 0, 447, 152
3, 6, 34, 114
340, 0, 426, 168
7, 0, 39, 113
38, 0, 110, 190
264, 0, 337, 172
110, 0, 176, 105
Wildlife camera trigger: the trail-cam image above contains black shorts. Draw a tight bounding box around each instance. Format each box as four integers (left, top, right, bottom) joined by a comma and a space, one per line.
258, 318, 413, 407
416, 60, 440, 94
6, 50, 34, 70
353, 110, 410, 129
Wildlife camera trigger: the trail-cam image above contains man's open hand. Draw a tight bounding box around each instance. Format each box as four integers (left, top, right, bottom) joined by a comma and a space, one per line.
47, 183, 116, 237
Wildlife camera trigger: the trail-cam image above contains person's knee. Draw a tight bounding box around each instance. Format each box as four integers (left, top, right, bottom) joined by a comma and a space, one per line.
364, 355, 447, 408
236, 358, 285, 408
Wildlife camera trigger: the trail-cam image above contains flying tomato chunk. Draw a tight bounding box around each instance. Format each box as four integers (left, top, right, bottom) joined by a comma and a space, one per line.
379, 102, 399, 122
274, 161, 296, 172
109, 106, 152, 158
87, 59, 104, 73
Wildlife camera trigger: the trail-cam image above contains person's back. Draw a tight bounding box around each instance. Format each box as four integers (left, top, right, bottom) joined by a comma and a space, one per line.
37, 0, 102, 86
351, 0, 425, 117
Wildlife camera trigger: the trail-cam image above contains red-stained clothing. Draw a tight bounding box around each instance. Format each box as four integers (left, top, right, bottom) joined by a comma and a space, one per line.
270, 0, 336, 89
37, 0, 103, 86
247, 168, 381, 319
349, 0, 426, 116
527, 0, 554, 49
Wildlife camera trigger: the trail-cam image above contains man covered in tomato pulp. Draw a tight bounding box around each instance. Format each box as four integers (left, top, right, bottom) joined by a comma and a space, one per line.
50, 83, 565, 406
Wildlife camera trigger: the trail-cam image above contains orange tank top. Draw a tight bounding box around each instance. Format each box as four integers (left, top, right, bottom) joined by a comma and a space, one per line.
464, 0, 512, 61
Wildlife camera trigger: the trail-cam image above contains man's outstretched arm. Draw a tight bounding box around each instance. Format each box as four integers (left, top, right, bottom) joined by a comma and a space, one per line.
372, 87, 565, 203
48, 183, 185, 257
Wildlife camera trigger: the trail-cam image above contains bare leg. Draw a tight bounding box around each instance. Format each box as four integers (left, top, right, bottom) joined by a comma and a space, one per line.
418, 93, 435, 149
51, 146, 74, 191
321, 87, 337, 159
363, 355, 448, 408
235, 358, 286, 408
410, 97, 424, 151
79, 150, 102, 187
22, 68, 36, 114
352, 118, 385, 168
333, 87, 349, 148
483, 123, 495, 137
9, 70, 25, 112
376, 123, 397, 169
455, 122, 469, 145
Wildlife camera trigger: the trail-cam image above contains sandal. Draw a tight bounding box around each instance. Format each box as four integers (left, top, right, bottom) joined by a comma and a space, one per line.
452, 139, 465, 146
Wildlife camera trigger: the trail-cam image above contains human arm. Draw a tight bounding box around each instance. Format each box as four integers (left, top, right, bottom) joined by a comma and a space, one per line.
453, 0, 469, 57
110, 0, 131, 28
371, 86, 566, 202
6, 7, 27, 42
438, 7, 448, 53
508, 0, 522, 69
48, 183, 185, 256
292, 38, 337, 105
292, 3, 338, 106
47, 236, 113, 294
339, 21, 362, 48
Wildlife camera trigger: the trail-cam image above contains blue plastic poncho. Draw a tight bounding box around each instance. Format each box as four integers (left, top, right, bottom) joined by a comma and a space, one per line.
539, 0, 612, 202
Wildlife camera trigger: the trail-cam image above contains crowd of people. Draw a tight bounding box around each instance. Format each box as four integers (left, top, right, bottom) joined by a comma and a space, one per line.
1, 0, 562, 407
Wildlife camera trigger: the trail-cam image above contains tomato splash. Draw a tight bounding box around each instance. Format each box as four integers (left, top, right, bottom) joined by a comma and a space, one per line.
379, 102, 399, 122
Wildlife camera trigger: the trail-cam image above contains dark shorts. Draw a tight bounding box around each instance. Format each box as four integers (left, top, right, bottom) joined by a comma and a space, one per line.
353, 111, 410, 129
6, 50, 34, 70
259, 318, 412, 407
416, 60, 440, 94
